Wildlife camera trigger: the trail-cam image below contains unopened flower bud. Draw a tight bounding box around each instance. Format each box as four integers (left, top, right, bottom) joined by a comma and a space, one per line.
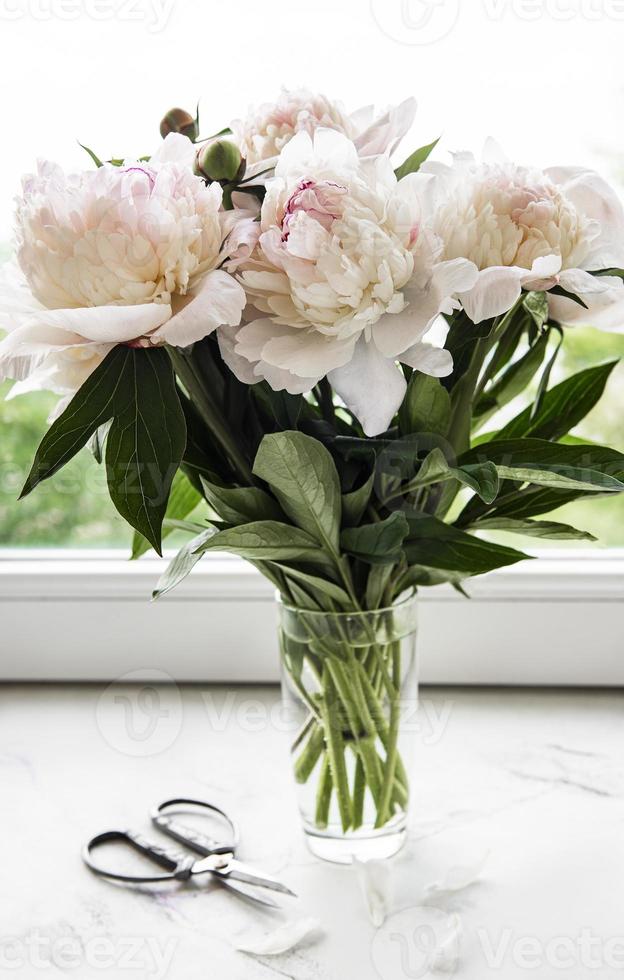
160, 107, 198, 142
195, 140, 245, 184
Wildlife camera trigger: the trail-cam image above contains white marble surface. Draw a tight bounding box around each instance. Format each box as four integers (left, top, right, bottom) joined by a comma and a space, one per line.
1, 684, 624, 979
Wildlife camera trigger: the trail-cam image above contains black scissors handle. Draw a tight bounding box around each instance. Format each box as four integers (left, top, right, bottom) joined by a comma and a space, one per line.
150, 798, 239, 856
82, 830, 195, 883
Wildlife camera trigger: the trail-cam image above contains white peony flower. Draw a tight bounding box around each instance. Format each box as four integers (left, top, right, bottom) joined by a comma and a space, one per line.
0, 133, 258, 400
231, 88, 417, 166
220, 129, 477, 437
423, 144, 624, 328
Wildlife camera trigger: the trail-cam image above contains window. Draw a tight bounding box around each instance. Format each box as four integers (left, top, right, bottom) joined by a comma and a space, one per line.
1, 3, 623, 682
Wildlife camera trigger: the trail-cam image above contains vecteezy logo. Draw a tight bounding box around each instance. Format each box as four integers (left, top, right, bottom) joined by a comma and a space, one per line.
95, 669, 183, 757
371, 907, 461, 980
370, 0, 460, 45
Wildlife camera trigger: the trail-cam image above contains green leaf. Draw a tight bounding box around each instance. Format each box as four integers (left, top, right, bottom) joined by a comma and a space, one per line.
405, 516, 530, 575
394, 137, 439, 181
21, 346, 131, 497
497, 361, 618, 440
396, 564, 468, 592
253, 431, 342, 553
105, 348, 186, 556
271, 565, 353, 608
399, 373, 451, 436
523, 291, 549, 329
78, 141, 104, 168
194, 520, 330, 564
494, 463, 624, 493
475, 330, 549, 419
458, 437, 624, 523
385, 448, 499, 505
200, 479, 283, 525
366, 564, 394, 609
152, 528, 216, 600
341, 512, 409, 565
132, 469, 202, 560
341, 472, 374, 528
467, 517, 597, 542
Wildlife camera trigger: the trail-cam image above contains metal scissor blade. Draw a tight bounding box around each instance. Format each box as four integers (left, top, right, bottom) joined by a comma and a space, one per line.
220, 878, 281, 909
192, 854, 297, 897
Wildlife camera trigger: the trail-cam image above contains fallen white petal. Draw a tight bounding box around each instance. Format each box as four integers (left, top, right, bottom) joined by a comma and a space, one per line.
354, 859, 394, 928
431, 913, 463, 973
235, 917, 322, 956
423, 850, 489, 899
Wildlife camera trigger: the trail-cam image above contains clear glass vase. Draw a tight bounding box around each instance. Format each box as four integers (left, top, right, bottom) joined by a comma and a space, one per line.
278, 594, 418, 864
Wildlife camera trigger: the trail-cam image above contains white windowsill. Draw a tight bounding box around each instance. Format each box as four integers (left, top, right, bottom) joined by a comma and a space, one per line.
1, 550, 623, 685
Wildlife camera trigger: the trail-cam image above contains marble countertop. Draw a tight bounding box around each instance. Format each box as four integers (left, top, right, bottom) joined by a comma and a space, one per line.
1, 683, 623, 979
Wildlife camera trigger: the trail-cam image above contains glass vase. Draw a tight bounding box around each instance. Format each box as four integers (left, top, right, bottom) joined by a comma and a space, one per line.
278, 594, 417, 864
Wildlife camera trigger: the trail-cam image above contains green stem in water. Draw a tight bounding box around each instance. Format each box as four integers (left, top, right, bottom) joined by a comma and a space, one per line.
314, 755, 333, 829
294, 722, 325, 784
319, 666, 352, 832
375, 642, 402, 828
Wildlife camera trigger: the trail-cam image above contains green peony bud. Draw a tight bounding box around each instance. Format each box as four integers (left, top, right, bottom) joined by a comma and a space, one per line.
195, 140, 245, 184
159, 108, 198, 142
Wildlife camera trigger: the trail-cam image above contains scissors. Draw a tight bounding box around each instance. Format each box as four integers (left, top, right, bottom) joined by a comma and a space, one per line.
82, 797, 296, 908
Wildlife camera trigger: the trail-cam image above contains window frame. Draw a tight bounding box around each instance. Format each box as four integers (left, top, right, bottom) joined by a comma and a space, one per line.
1, 549, 623, 685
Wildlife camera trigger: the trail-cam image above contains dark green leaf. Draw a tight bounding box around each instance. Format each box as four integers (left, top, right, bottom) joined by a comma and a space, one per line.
200, 479, 283, 525
194, 520, 330, 564
394, 137, 439, 181
467, 517, 597, 542
496, 361, 618, 441
405, 516, 530, 575
494, 463, 624, 493
133, 469, 202, 559
366, 564, 394, 609
341, 473, 374, 528
253, 431, 342, 553
399, 373, 451, 436
21, 346, 131, 497
106, 348, 186, 556
475, 330, 549, 419
341, 512, 409, 565
523, 291, 549, 329
272, 565, 353, 608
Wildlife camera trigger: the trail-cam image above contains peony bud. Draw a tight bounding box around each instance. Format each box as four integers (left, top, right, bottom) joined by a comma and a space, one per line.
195, 139, 245, 184
159, 107, 198, 142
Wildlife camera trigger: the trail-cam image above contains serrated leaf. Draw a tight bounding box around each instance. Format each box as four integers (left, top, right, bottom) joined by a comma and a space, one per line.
341, 512, 409, 565
468, 518, 597, 541
200, 479, 283, 525
253, 431, 342, 553
194, 520, 330, 565
395, 137, 439, 181
405, 516, 530, 575
152, 528, 216, 599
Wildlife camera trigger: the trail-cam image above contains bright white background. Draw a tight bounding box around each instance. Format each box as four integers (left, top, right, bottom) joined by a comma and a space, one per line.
0, 0, 623, 233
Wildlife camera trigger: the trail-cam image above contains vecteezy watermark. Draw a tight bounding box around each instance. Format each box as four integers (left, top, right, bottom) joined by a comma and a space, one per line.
370, 0, 461, 45
0, 0, 176, 32
371, 907, 461, 979
95, 668, 183, 757
477, 927, 624, 971
371, 0, 624, 45
0, 931, 177, 978
201, 691, 454, 745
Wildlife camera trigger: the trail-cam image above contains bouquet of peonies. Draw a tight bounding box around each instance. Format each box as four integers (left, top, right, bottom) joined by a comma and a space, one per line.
2, 90, 624, 852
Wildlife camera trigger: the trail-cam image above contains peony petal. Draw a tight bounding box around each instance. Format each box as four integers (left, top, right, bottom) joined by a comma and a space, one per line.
152, 270, 245, 347
354, 859, 394, 928
401, 341, 453, 377
0, 261, 45, 334
219, 212, 261, 271
25, 303, 172, 344
150, 132, 196, 167
547, 167, 624, 270
558, 268, 610, 296
423, 851, 489, 900
328, 339, 406, 436
217, 323, 261, 386
459, 266, 524, 324
353, 97, 417, 157
234, 917, 322, 956
548, 281, 624, 331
